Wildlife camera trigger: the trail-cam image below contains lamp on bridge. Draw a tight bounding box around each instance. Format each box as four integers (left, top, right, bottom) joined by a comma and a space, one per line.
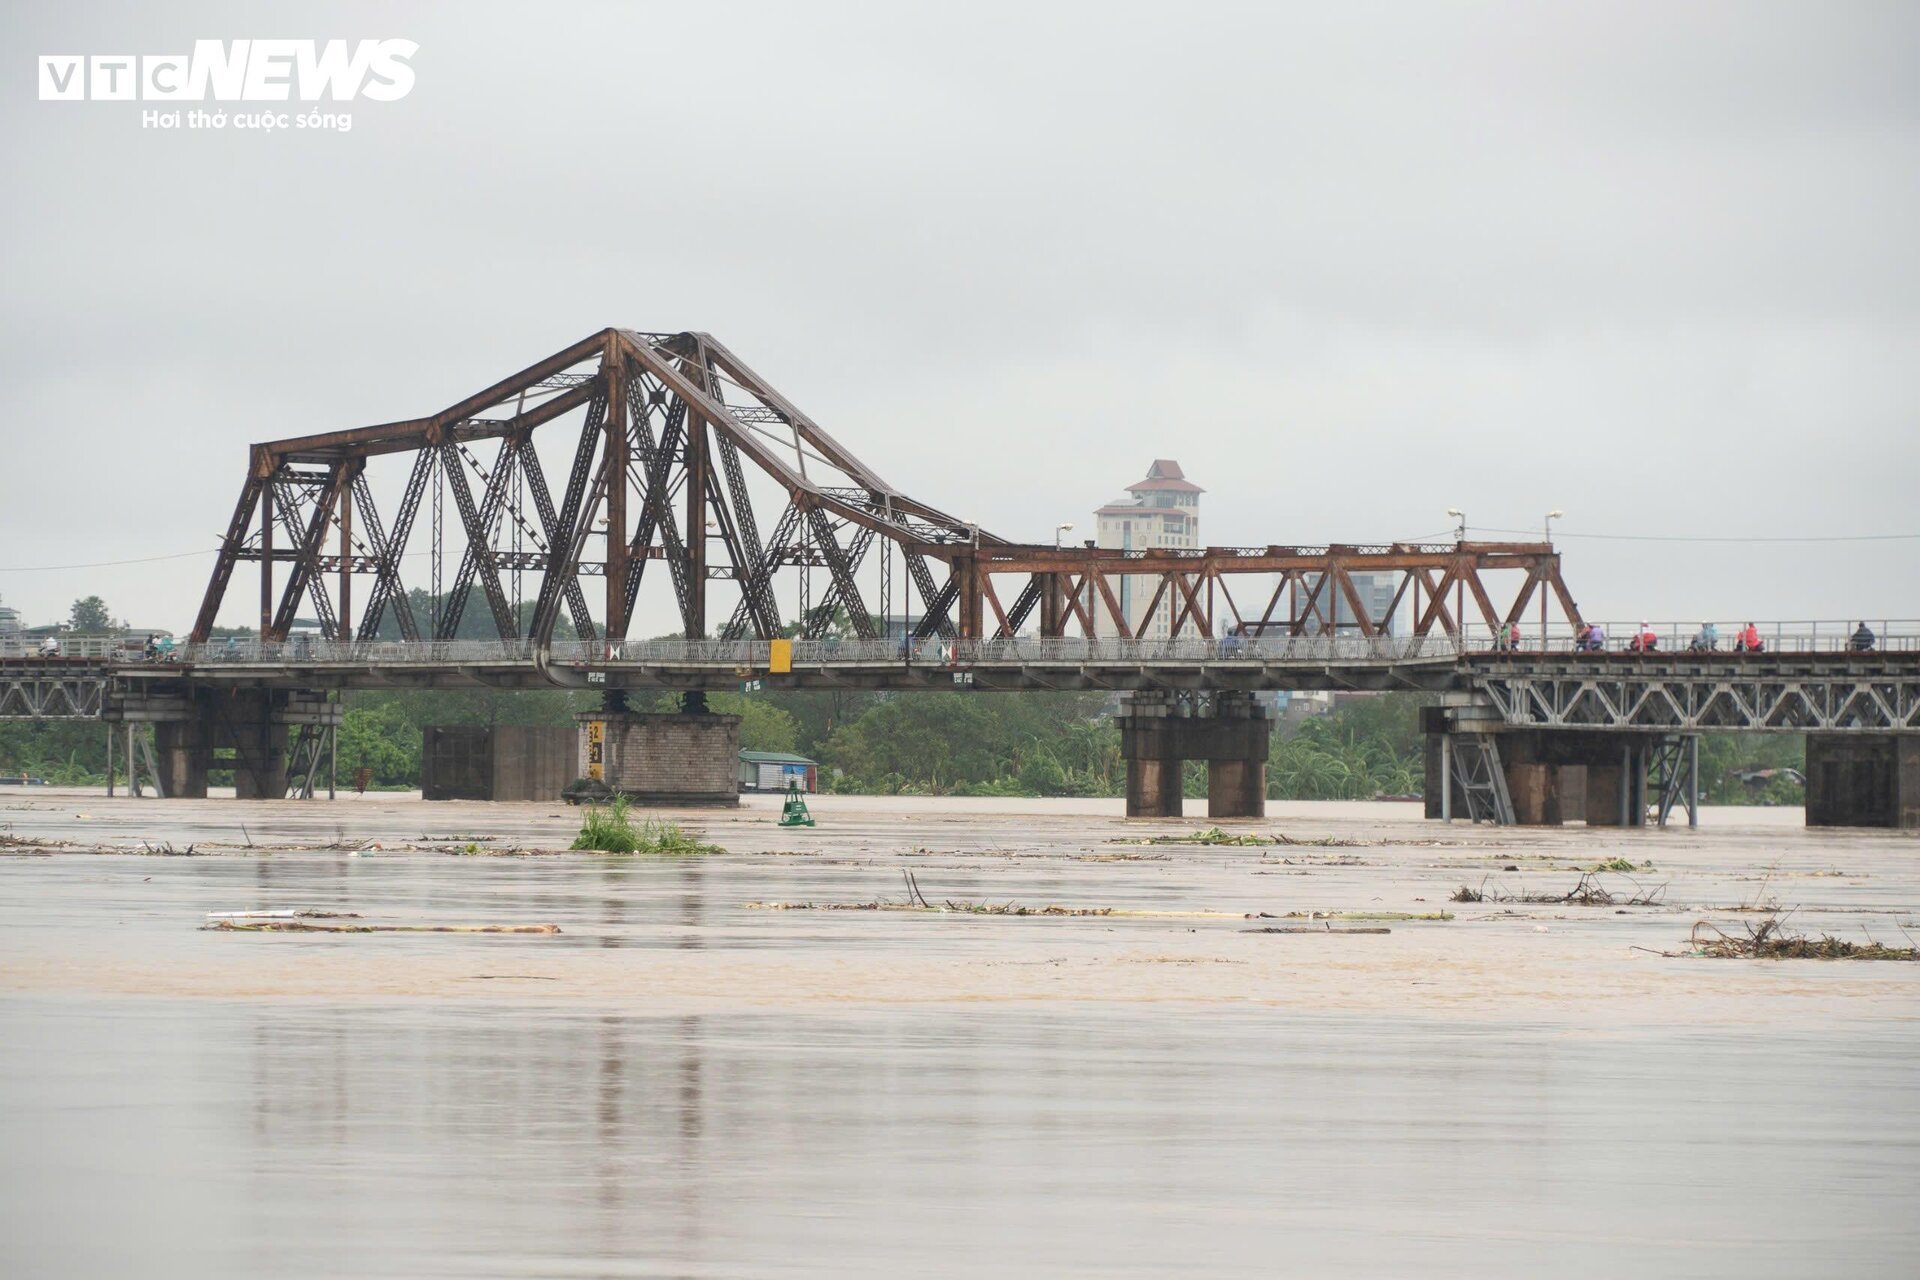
1542, 510, 1564, 648
1446, 508, 1466, 543
1054, 522, 1074, 549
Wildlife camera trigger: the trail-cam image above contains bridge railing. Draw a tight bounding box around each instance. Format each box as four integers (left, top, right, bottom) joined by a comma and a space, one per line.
554, 635, 1467, 666
0, 636, 124, 659
97, 634, 1468, 667
165, 638, 541, 665
19, 622, 1916, 669
1471, 619, 1920, 655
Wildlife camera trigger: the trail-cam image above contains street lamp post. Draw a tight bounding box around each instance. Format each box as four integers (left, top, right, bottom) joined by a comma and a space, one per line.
962, 519, 980, 641
1541, 510, 1562, 650
1054, 521, 1074, 549
1445, 509, 1466, 646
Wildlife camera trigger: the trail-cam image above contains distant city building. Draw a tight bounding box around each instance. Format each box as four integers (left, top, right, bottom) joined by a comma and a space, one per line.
1095, 460, 1203, 639
1299, 572, 1397, 634
0, 603, 20, 637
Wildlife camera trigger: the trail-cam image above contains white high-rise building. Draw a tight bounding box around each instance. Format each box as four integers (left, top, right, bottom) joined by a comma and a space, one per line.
1094, 460, 1203, 639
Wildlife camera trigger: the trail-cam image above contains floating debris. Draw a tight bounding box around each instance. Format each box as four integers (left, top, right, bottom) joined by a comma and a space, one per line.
1453, 873, 1666, 907
204, 918, 560, 934
1656, 919, 1918, 961
1243, 925, 1392, 935
1117, 827, 1367, 848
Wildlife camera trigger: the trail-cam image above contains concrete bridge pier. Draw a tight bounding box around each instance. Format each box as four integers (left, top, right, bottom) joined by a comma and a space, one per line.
1422, 711, 1680, 828
1806, 734, 1919, 828
127, 689, 337, 799
574, 694, 742, 806
1118, 692, 1269, 820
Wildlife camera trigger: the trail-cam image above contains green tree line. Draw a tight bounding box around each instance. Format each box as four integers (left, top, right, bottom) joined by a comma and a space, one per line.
0, 689, 1810, 803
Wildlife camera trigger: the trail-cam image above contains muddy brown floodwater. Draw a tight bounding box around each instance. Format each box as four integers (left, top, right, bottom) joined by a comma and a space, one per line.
3, 790, 1917, 1277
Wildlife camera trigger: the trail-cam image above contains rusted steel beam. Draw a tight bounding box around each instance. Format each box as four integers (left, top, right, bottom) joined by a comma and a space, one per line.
623, 392, 695, 636
683, 360, 710, 638
946, 545, 1554, 575
1170, 571, 1212, 639
259, 467, 275, 639
1090, 570, 1132, 640
721, 504, 801, 640
280, 382, 598, 464
193, 330, 1586, 649
1059, 574, 1096, 635
616, 332, 995, 549
355, 452, 432, 641
190, 466, 266, 643
1330, 565, 1375, 639
691, 332, 982, 538
1546, 563, 1586, 631
1462, 557, 1504, 633
337, 460, 357, 641
604, 337, 630, 640
434, 440, 519, 640
906, 552, 957, 639
262, 332, 607, 459
809, 508, 877, 638
269, 464, 346, 639
528, 383, 608, 644
1213, 570, 1246, 635
514, 438, 594, 642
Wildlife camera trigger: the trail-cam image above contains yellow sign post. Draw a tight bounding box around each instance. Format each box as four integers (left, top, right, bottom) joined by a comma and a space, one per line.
585, 719, 605, 781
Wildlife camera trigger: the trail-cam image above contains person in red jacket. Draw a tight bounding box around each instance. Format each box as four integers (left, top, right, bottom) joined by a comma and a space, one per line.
1737, 622, 1763, 653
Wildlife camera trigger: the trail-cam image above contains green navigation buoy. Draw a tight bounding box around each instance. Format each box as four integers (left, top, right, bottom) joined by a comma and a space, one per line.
778, 779, 815, 827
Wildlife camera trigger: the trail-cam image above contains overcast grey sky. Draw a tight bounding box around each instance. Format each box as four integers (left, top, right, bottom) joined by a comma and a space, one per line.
3, 1, 1916, 634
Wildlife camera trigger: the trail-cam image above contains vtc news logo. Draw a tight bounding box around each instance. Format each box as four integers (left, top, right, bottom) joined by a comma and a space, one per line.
39, 39, 417, 101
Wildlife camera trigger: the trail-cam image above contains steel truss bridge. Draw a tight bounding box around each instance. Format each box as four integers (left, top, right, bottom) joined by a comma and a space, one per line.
185, 328, 1585, 651
1, 328, 1914, 823
2, 322, 1917, 729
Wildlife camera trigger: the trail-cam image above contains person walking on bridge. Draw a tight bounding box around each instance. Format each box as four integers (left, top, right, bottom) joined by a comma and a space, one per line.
1850, 621, 1876, 652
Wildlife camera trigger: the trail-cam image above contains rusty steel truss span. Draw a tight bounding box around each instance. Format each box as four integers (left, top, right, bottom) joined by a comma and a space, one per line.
189, 329, 1587, 649
1472, 655, 1920, 733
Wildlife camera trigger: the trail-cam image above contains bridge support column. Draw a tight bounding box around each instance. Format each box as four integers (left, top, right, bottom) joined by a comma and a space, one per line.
1806, 734, 1920, 829
1125, 758, 1184, 819
574, 702, 741, 806
133, 688, 337, 800
217, 690, 290, 799
1118, 691, 1268, 820
154, 717, 211, 799
1423, 714, 1658, 827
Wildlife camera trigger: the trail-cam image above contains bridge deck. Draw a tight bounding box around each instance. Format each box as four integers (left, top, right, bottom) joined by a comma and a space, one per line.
7, 640, 1918, 732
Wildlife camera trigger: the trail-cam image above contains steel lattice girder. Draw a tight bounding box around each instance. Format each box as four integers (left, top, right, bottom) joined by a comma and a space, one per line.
1475, 661, 1920, 732
0, 668, 108, 719
189, 328, 1587, 646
